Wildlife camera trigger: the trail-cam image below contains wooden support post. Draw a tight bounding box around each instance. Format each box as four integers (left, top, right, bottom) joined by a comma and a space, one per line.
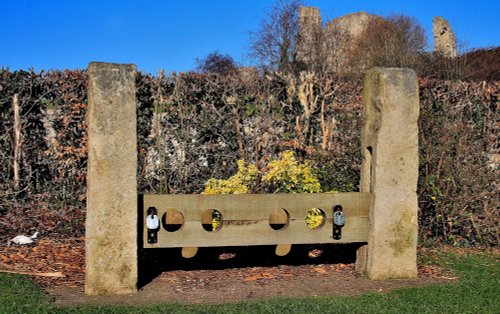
181, 247, 198, 258
275, 244, 292, 256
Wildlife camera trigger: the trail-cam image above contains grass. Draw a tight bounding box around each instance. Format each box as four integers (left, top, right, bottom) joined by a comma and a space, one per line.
0, 271, 53, 314
1, 250, 498, 313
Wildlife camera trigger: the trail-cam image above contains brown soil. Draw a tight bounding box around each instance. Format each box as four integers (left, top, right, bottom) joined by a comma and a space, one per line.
1, 239, 457, 306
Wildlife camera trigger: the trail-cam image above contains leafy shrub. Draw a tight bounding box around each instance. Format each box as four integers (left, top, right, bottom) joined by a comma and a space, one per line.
263, 151, 321, 193
203, 160, 259, 194
0, 68, 497, 247
203, 150, 321, 194
203, 151, 323, 230
417, 78, 499, 246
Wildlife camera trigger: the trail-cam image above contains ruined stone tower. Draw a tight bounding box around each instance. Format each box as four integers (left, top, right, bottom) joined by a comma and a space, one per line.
298, 7, 457, 71
296, 6, 322, 68
323, 11, 373, 73
296, 7, 374, 73
433, 16, 457, 58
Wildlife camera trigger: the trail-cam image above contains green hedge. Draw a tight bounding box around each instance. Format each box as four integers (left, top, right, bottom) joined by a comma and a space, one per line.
0, 69, 497, 246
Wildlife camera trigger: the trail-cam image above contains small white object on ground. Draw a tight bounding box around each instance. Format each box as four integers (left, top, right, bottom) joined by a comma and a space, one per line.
8, 231, 39, 246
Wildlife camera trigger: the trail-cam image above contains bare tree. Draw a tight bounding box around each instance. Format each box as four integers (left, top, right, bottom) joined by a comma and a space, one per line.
249, 0, 304, 73
196, 51, 237, 75
351, 14, 426, 71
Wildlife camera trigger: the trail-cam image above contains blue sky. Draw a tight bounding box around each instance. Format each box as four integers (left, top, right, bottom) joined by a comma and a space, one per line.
1, 0, 499, 74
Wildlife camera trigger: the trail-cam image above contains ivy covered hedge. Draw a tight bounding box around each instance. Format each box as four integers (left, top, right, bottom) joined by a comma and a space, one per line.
0, 68, 497, 246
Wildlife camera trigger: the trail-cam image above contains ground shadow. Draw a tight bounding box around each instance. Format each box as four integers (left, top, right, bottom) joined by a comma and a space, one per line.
137, 242, 366, 289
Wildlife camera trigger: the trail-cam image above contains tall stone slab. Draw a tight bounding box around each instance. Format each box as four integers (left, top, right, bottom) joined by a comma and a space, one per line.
85, 62, 138, 295
359, 68, 419, 279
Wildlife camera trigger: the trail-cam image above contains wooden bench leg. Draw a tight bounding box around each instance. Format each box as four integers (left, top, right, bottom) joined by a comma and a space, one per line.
182, 247, 198, 258
275, 244, 292, 256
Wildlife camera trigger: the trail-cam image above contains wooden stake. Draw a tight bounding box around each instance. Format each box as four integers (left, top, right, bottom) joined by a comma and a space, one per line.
12, 94, 21, 190
232, 108, 244, 160
0, 269, 66, 277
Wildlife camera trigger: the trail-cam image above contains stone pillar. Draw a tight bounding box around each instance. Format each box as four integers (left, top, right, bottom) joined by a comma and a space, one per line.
359, 68, 419, 279
85, 62, 138, 295
433, 16, 457, 58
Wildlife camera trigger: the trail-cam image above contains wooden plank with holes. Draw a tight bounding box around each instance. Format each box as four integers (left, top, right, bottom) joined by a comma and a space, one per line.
142, 192, 370, 248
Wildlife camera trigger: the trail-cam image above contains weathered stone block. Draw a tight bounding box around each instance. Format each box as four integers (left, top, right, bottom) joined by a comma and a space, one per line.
85, 62, 138, 295
360, 67, 419, 279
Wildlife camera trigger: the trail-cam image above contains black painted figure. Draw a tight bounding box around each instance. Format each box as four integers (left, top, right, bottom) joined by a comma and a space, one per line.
332, 205, 345, 240
146, 207, 160, 243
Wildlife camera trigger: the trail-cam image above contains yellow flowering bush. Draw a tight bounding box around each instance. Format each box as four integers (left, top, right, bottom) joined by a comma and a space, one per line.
203, 151, 321, 194
262, 151, 321, 193
203, 151, 324, 230
203, 160, 259, 230
211, 209, 223, 231
203, 160, 259, 194
305, 208, 325, 229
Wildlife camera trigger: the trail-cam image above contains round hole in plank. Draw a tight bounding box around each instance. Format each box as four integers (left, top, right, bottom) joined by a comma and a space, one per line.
201, 209, 223, 232
269, 208, 290, 230
161, 208, 184, 232
305, 208, 326, 229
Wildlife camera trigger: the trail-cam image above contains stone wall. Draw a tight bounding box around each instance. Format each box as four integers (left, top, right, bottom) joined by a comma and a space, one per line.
323, 11, 374, 73
296, 7, 377, 73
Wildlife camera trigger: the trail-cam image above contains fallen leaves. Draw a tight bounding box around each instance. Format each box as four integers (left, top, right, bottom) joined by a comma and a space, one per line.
244, 272, 278, 282
0, 236, 465, 297
313, 267, 328, 275
418, 264, 458, 280
218, 252, 237, 261
0, 237, 360, 294
0, 237, 85, 288
308, 249, 322, 258
155, 263, 356, 293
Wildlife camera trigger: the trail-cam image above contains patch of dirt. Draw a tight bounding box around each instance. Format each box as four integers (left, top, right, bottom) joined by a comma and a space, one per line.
0, 239, 457, 306
48, 264, 454, 306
